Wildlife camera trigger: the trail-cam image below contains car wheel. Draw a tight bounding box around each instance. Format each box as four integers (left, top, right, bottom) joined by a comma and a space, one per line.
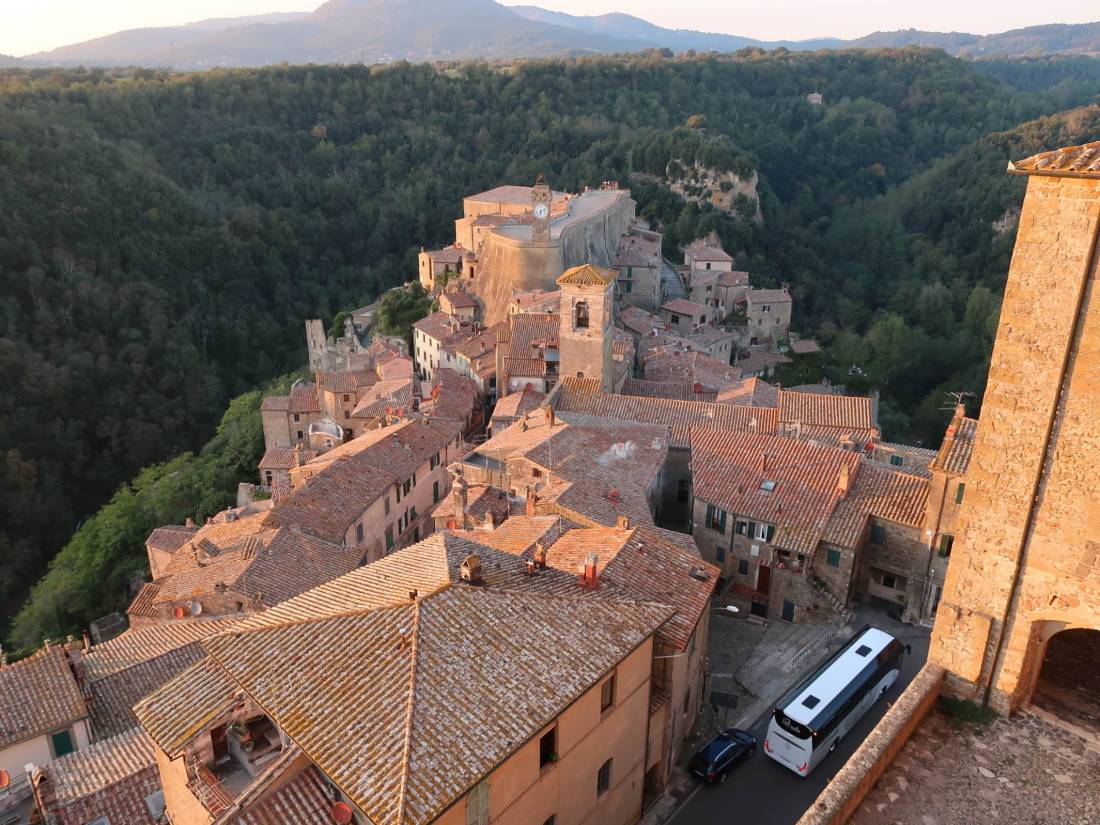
718, 770, 728, 784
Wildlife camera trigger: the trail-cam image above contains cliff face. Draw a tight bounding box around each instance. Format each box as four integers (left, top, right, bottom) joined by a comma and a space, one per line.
667, 162, 763, 224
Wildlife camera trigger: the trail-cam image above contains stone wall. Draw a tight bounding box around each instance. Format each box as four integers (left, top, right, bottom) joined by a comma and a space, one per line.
796, 664, 945, 825
929, 173, 1100, 711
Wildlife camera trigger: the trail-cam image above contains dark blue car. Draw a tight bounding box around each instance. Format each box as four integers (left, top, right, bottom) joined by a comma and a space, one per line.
688, 728, 757, 784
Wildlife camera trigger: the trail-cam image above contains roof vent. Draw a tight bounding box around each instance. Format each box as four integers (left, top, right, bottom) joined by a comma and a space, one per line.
801, 695, 821, 709
689, 566, 710, 581
855, 644, 872, 657
460, 553, 483, 585
331, 802, 354, 824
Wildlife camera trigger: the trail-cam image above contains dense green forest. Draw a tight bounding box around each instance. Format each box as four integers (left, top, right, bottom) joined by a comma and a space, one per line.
3, 49, 1100, 647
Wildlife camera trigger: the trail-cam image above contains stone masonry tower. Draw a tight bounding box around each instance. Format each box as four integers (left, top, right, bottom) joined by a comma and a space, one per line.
532, 173, 552, 245
929, 141, 1100, 714
557, 264, 615, 392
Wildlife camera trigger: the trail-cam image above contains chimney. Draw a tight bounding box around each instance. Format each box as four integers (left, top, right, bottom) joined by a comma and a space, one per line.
82, 632, 90, 654
758, 452, 768, 475
534, 543, 548, 569
579, 553, 599, 589
838, 463, 852, 498
616, 515, 629, 530
544, 405, 555, 427
293, 444, 303, 467
408, 589, 418, 601
460, 553, 483, 585
520, 417, 528, 432
185, 517, 194, 528
526, 489, 537, 516
483, 510, 495, 529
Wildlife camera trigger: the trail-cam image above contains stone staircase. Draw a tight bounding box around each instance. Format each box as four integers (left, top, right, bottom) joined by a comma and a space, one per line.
810, 574, 853, 623
659, 259, 687, 303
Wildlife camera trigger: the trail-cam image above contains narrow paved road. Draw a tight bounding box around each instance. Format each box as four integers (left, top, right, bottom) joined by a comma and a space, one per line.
673, 607, 930, 825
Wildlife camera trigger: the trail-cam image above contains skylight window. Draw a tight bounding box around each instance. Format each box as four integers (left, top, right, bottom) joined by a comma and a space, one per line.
759, 480, 777, 492
856, 645, 872, 657
801, 695, 820, 709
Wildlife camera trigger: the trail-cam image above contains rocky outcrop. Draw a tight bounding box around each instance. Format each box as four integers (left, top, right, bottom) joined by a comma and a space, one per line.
665, 161, 763, 223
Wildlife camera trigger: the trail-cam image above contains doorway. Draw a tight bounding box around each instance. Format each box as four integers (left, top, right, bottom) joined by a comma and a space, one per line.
1031, 628, 1100, 735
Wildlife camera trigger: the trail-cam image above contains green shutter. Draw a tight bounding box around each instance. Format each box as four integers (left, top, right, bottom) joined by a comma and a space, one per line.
718, 510, 727, 535
705, 504, 714, 527
766, 525, 776, 542
827, 548, 841, 567
955, 483, 966, 504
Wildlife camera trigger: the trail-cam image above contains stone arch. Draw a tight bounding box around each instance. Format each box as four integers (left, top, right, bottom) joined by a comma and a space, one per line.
574, 300, 590, 329
1023, 618, 1100, 735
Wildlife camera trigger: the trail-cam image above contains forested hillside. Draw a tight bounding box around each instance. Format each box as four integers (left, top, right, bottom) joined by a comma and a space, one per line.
3, 49, 1100, 645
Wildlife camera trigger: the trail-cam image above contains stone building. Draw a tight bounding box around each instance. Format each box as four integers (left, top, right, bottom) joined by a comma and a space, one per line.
660, 298, 713, 332
417, 243, 476, 293
613, 226, 663, 311
929, 141, 1100, 715
558, 264, 616, 391
742, 286, 792, 345
132, 533, 673, 825
684, 237, 734, 275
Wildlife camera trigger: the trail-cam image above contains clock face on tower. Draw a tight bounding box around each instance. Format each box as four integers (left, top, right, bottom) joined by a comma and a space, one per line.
533, 203, 549, 219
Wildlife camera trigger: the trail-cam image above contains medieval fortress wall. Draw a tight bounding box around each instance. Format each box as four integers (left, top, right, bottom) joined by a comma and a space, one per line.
464, 184, 636, 323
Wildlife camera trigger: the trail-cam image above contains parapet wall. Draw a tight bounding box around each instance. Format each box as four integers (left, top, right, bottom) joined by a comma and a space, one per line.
796, 664, 945, 825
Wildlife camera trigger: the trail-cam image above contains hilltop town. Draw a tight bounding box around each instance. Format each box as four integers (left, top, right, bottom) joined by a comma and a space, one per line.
1, 148, 1098, 825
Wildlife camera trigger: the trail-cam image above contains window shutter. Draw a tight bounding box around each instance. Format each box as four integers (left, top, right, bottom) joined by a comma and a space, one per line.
706, 504, 714, 526
718, 510, 727, 534
748, 522, 756, 538
766, 525, 776, 542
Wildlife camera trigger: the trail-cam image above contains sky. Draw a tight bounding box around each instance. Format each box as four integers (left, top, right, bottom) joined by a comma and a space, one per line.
3, 0, 1098, 57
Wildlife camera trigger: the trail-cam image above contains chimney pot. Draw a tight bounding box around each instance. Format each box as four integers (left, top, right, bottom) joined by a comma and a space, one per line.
616, 515, 629, 530
534, 543, 548, 568
460, 553, 483, 585
580, 553, 599, 588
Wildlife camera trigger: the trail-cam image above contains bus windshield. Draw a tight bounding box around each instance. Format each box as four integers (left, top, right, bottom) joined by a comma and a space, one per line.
772, 709, 812, 740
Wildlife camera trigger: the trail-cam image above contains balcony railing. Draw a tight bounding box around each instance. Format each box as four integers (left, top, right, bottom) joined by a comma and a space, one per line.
188, 764, 233, 818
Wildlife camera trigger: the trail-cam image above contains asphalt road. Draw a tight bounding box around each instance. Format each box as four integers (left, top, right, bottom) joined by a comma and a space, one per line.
672, 606, 931, 825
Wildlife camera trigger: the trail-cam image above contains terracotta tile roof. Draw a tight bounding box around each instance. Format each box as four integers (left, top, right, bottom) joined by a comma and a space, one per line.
661, 298, 709, 317
509, 311, 558, 354
317, 369, 378, 394
260, 396, 289, 412
504, 356, 547, 377
351, 378, 415, 420
645, 349, 740, 390
425, 245, 466, 264
1008, 141, 1100, 177
619, 306, 667, 337
0, 647, 87, 749
189, 509, 270, 547
621, 378, 716, 402
716, 376, 779, 408
452, 322, 503, 361
127, 582, 161, 618
932, 411, 978, 476
421, 369, 480, 422
508, 289, 560, 313
84, 621, 237, 739
133, 656, 239, 756
465, 184, 565, 206
266, 420, 457, 543
227, 765, 335, 825
778, 389, 877, 432
439, 289, 478, 309
472, 515, 567, 556
287, 382, 321, 414
717, 271, 749, 287
735, 350, 791, 375
683, 325, 734, 349
40, 726, 156, 806
413, 311, 478, 346
431, 484, 511, 526
145, 525, 198, 554
557, 263, 615, 287
153, 586, 669, 825
690, 429, 861, 555
554, 376, 780, 449
823, 461, 930, 548
153, 527, 362, 611
744, 288, 791, 304
685, 241, 733, 262
491, 388, 546, 422
258, 446, 317, 471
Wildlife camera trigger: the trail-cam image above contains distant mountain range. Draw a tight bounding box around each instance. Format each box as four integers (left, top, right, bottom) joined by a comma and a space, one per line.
10, 1, 1100, 69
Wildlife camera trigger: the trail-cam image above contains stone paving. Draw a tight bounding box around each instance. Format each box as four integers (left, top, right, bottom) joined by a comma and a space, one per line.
850, 710, 1100, 825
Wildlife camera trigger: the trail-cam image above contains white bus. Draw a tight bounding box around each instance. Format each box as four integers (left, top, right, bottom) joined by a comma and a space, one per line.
764, 626, 908, 776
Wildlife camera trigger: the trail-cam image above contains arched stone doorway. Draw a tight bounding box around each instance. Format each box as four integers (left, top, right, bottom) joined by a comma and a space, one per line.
1031, 627, 1100, 735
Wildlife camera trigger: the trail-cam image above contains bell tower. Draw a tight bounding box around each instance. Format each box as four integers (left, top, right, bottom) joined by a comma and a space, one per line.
532, 173, 551, 245
557, 264, 615, 392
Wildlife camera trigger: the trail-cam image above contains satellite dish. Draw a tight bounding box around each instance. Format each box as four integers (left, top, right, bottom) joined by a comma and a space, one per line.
190, 601, 203, 617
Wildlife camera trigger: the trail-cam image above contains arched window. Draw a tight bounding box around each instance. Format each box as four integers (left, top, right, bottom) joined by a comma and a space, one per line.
576, 372, 585, 379
574, 300, 589, 329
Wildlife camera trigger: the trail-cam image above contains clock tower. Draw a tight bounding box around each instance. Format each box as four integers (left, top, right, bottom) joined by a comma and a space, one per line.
532, 173, 551, 244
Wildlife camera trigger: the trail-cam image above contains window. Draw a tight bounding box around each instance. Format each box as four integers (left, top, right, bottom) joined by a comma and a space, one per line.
296, 430, 304, 440
882, 574, 898, 589
597, 759, 612, 796
759, 480, 776, 492
890, 454, 904, 467
870, 525, 887, 545
86, 819, 110, 825
50, 729, 75, 758
343, 394, 350, 402
706, 262, 712, 270
762, 304, 771, 313
955, 482, 966, 504
539, 726, 558, 768
574, 300, 590, 329
356, 523, 364, 544
938, 534, 954, 558
385, 496, 391, 516
466, 779, 490, 825
264, 471, 272, 486
671, 313, 680, 324
738, 559, 749, 576
753, 522, 771, 542
532, 468, 542, 478
404, 479, 412, 496
344, 411, 350, 420
600, 674, 616, 713
433, 481, 440, 504
385, 526, 394, 551
855, 644, 872, 657
293, 413, 300, 422
396, 484, 402, 503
